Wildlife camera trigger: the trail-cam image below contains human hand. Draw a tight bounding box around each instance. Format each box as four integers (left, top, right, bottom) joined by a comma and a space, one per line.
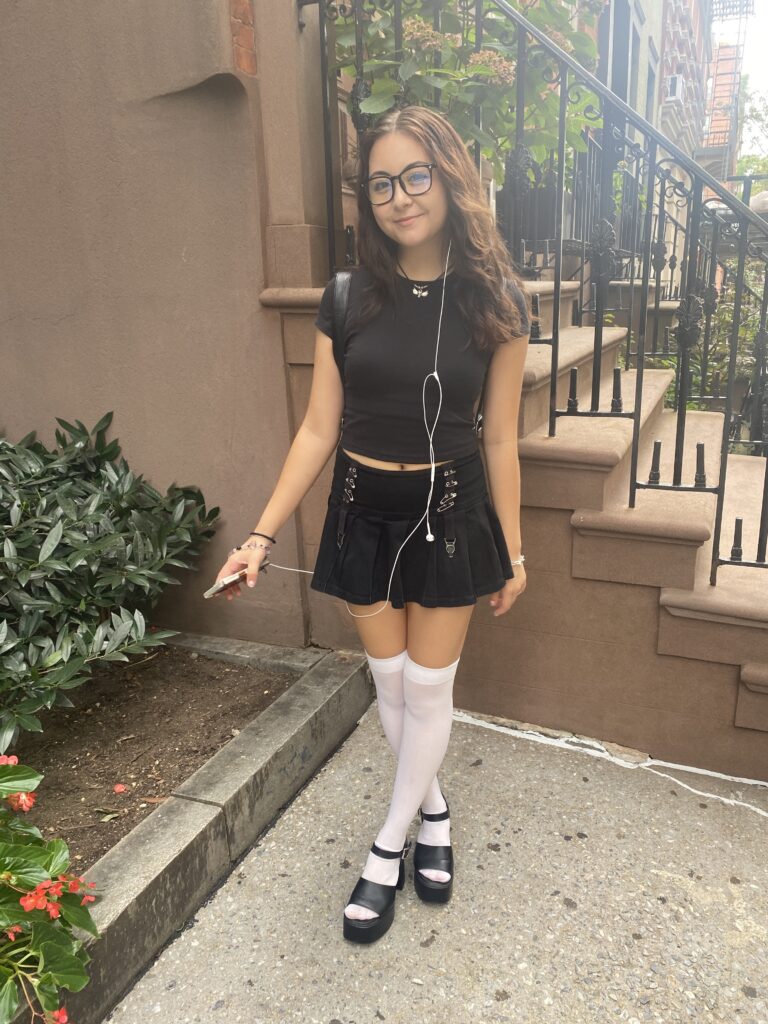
488, 567, 526, 617
212, 543, 270, 601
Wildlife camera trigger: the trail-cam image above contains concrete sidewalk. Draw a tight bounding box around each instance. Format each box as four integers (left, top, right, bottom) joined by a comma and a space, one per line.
102, 702, 768, 1024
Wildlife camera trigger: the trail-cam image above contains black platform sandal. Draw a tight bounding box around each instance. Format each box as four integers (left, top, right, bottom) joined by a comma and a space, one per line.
342, 838, 412, 944
414, 795, 453, 904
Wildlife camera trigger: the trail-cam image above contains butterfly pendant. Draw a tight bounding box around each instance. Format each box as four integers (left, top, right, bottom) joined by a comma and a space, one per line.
412, 284, 429, 298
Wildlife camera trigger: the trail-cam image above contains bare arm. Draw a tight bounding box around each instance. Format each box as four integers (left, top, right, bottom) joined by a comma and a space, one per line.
481, 331, 530, 604
250, 328, 344, 540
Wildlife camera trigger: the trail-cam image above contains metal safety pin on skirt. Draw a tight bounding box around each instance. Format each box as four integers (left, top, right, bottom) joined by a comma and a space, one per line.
436, 471, 458, 557
443, 510, 457, 557
337, 507, 348, 549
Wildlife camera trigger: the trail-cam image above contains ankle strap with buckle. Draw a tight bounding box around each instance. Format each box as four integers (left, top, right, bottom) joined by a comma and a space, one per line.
371, 840, 411, 859
420, 805, 450, 822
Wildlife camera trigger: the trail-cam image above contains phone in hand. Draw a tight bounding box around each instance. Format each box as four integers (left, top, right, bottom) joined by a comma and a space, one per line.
203, 561, 270, 599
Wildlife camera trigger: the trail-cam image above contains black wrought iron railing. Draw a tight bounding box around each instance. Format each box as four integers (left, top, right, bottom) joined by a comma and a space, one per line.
302, 0, 768, 586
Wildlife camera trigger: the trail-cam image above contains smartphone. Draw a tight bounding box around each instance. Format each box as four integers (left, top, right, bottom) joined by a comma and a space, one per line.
203, 561, 270, 600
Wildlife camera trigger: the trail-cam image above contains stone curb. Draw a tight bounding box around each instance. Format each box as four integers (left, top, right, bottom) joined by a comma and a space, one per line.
20, 640, 371, 1024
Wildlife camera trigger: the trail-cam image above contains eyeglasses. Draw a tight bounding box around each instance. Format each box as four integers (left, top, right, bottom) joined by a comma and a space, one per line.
361, 162, 438, 206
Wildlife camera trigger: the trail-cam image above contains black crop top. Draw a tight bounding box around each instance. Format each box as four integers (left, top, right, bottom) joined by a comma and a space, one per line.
314, 266, 530, 463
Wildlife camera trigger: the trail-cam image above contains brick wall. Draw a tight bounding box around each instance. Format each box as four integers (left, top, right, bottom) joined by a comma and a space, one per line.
231, 0, 256, 77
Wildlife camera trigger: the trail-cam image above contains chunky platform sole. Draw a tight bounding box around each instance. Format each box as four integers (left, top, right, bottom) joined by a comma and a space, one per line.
343, 839, 411, 944
413, 792, 453, 904
413, 858, 454, 903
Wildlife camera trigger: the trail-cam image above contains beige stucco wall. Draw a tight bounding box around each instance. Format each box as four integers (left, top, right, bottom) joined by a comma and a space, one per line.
1, 0, 338, 648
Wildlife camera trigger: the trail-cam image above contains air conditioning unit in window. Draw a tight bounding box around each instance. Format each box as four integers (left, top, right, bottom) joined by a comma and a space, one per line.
667, 74, 685, 103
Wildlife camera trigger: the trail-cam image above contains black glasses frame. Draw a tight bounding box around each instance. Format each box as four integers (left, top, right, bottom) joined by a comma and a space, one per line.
360, 162, 438, 205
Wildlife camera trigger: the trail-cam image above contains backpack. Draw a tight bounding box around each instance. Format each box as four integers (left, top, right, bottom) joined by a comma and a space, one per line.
330, 270, 487, 438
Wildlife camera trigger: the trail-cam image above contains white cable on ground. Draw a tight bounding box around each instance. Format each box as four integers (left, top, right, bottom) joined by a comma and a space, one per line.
452, 709, 768, 820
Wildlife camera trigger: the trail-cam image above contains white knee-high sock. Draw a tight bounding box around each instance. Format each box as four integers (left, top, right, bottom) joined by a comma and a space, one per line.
375, 653, 458, 851
345, 653, 458, 921
365, 650, 445, 813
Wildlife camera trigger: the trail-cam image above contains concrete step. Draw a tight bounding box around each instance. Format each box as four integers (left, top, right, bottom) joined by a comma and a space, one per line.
519, 325, 627, 437
519, 367, 674, 511
521, 279, 580, 336
736, 662, 768, 732
658, 451, 768, 675
570, 410, 724, 589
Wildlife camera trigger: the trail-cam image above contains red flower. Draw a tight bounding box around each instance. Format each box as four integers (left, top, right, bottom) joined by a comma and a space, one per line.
5, 925, 22, 941
80, 894, 96, 906
20, 890, 48, 912
113, 784, 127, 794
6, 792, 36, 813
0, 755, 19, 765
51, 1009, 69, 1023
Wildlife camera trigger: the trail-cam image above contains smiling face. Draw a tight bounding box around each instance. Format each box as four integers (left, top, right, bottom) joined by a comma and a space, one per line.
366, 130, 450, 261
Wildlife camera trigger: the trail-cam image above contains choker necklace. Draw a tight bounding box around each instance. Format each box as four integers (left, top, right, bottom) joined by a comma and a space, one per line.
396, 259, 450, 299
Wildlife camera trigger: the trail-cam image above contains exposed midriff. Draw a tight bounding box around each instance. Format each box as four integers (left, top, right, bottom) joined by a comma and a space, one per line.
341, 448, 452, 472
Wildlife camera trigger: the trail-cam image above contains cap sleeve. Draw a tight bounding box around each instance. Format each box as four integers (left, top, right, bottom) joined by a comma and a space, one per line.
506, 278, 530, 338
315, 277, 336, 340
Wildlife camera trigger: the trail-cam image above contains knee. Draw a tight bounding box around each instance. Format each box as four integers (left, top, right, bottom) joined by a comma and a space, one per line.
365, 649, 407, 706
403, 654, 460, 708
404, 652, 460, 681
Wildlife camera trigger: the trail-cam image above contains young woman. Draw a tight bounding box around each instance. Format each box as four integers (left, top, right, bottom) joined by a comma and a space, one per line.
213, 105, 530, 944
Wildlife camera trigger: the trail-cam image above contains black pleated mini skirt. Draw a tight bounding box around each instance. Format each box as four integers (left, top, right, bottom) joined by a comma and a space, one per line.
309, 446, 515, 609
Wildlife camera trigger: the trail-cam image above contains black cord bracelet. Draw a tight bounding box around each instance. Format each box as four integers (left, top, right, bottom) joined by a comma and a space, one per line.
250, 530, 277, 544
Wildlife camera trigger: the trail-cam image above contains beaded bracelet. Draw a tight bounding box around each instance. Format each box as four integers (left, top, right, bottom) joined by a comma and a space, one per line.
230, 541, 271, 556
510, 555, 525, 566
250, 530, 276, 544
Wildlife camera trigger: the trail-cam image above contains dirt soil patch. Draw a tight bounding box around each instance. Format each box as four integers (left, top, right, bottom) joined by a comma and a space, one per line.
12, 643, 298, 871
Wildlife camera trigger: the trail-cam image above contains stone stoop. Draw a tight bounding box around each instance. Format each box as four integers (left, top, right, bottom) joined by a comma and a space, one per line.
503, 332, 768, 779
736, 663, 768, 732
570, 409, 724, 589
645, 299, 679, 352
519, 368, 674, 510
518, 325, 627, 436
521, 279, 580, 338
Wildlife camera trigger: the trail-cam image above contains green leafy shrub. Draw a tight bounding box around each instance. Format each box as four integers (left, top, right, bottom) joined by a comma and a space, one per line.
0, 413, 219, 751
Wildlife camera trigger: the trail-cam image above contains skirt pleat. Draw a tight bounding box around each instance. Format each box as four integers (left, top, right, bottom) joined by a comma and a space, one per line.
310, 448, 515, 609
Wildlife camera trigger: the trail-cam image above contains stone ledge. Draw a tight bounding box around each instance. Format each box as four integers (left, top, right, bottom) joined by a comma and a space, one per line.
33, 641, 371, 1024
169, 631, 326, 676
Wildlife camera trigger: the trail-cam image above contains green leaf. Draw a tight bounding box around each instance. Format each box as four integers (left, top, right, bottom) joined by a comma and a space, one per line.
359, 92, 398, 114
369, 75, 401, 96
13, 714, 42, 733
0, 765, 43, 796
33, 972, 60, 1014
91, 411, 113, 435
44, 839, 70, 877
103, 620, 134, 656
39, 518, 68, 565
0, 858, 49, 888
58, 892, 99, 938
0, 976, 19, 1024
38, 940, 90, 991
398, 57, 420, 83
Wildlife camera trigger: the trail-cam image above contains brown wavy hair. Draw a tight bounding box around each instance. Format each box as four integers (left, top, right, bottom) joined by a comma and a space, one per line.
351, 104, 528, 352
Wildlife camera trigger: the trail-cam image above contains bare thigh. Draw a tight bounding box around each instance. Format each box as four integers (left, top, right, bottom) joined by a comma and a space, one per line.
345, 600, 475, 667
405, 602, 475, 667
345, 600, 407, 658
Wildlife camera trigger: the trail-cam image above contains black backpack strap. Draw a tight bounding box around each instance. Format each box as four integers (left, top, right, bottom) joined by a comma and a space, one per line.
331, 271, 352, 377
474, 369, 488, 438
